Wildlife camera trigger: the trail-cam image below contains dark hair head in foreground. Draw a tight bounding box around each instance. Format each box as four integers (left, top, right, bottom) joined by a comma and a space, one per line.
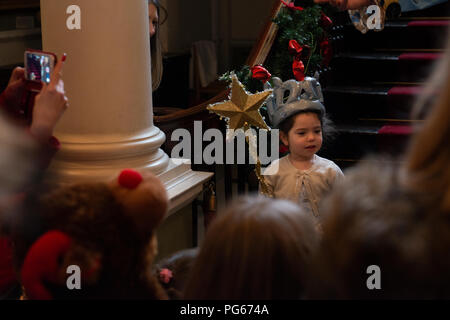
184, 195, 319, 300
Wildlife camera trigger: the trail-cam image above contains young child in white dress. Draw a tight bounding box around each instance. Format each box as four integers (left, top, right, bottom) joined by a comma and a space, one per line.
262, 77, 344, 221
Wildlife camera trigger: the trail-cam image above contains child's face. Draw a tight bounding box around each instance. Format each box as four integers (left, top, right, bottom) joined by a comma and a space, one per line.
280, 112, 323, 161
148, 3, 159, 38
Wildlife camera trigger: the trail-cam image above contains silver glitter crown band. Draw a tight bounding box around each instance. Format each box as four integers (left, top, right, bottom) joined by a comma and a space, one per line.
264, 77, 325, 128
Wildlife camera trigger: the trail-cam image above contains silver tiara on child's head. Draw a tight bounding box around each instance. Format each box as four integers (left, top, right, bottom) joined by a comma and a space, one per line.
264, 77, 325, 128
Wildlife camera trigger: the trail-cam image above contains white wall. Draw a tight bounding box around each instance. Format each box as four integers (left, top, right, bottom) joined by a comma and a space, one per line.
219, 0, 276, 72
229, 0, 275, 41
159, 0, 212, 54
160, 0, 277, 73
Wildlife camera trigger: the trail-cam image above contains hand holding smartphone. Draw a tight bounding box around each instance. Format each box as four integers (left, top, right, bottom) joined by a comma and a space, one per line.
24, 50, 57, 87
22, 50, 58, 122
29, 53, 68, 143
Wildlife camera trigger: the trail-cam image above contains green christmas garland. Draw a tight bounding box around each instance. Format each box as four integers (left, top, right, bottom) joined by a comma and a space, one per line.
220, 0, 335, 93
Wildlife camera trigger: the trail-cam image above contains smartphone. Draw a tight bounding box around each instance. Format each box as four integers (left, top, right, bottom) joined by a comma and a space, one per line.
24, 49, 57, 84
20, 50, 58, 123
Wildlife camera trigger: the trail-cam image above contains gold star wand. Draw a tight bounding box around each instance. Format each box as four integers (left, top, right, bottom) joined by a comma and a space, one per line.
207, 75, 274, 197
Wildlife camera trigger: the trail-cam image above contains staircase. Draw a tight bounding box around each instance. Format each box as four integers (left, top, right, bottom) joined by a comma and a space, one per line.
320, 1, 449, 170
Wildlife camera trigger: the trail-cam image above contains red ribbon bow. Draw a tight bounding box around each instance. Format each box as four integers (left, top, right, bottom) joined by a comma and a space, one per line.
320, 12, 333, 29
281, 0, 304, 11
292, 59, 305, 81
250, 65, 272, 83
288, 40, 303, 59
288, 40, 306, 81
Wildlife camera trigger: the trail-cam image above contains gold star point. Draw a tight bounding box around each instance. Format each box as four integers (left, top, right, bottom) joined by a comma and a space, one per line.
207, 75, 272, 131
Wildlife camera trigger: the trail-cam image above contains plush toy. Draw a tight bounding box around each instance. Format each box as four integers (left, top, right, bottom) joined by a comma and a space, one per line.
13, 169, 169, 300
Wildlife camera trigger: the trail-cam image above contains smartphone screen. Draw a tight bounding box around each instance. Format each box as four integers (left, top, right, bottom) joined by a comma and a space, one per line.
24, 51, 55, 84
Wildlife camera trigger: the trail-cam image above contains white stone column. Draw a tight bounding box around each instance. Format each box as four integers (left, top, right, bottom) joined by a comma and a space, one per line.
40, 0, 168, 181
40, 0, 213, 215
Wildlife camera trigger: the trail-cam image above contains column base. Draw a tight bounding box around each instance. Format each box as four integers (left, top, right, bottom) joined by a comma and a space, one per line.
44, 127, 213, 215
45, 126, 170, 183
159, 159, 214, 216
46, 151, 212, 216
